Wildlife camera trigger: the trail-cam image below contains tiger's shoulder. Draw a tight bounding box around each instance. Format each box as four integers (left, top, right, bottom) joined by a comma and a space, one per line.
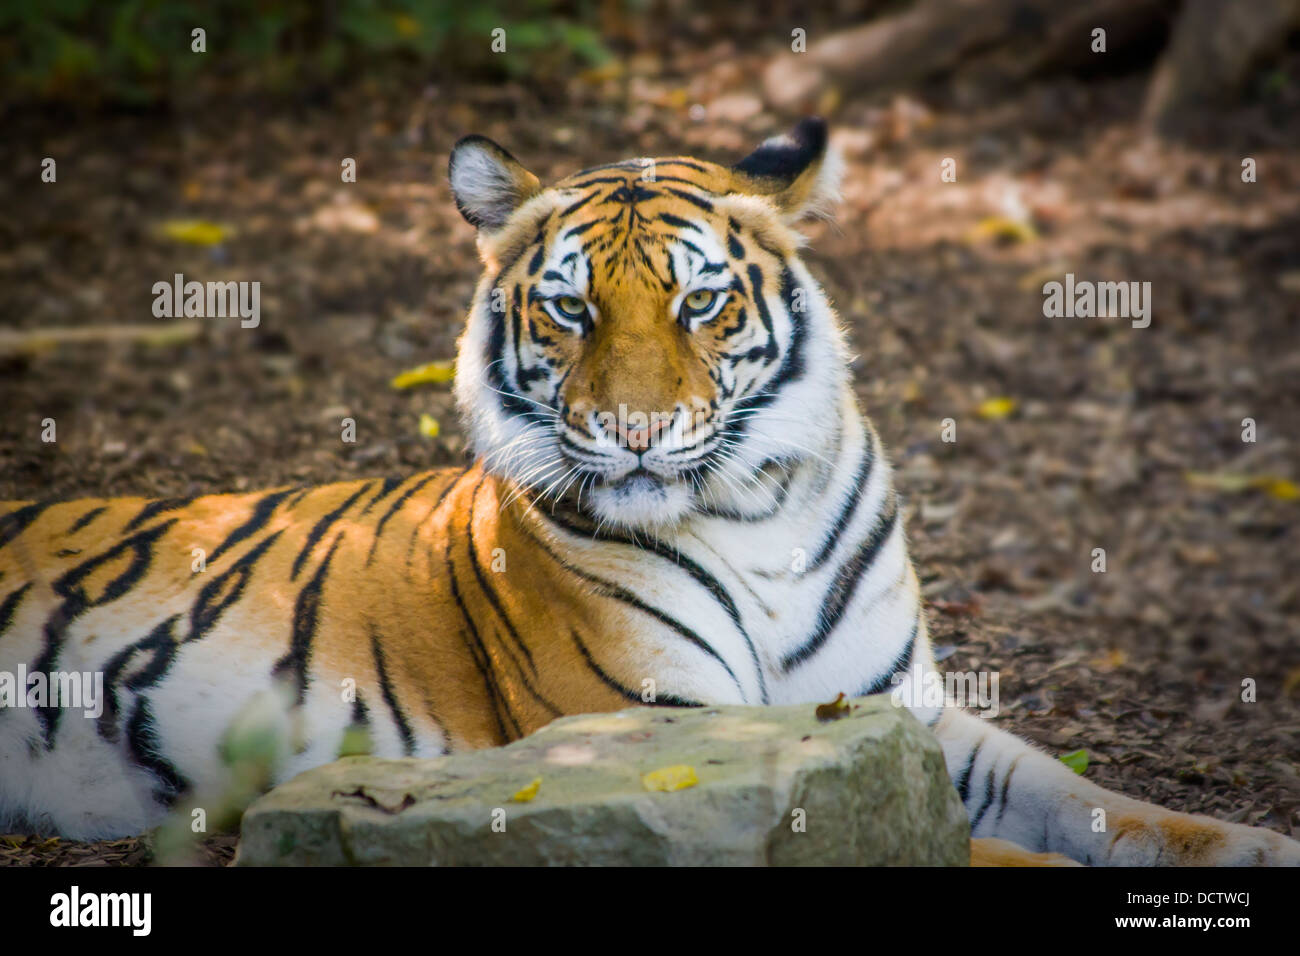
0, 468, 470, 608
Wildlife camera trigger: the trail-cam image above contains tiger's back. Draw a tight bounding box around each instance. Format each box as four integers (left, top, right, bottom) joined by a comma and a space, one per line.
0, 467, 692, 837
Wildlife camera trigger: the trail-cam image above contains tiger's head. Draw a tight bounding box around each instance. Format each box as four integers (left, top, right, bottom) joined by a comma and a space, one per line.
450, 119, 850, 531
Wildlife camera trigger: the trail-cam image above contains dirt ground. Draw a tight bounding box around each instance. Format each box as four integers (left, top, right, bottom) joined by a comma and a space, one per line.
2, 36, 1299, 865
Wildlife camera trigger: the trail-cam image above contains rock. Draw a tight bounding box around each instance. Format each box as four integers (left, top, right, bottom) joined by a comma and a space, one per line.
235, 694, 969, 866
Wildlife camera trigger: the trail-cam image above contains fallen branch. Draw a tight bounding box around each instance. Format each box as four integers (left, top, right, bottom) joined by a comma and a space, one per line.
0, 322, 202, 356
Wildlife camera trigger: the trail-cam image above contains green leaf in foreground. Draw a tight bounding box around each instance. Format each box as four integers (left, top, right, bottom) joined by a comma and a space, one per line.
1060, 749, 1089, 775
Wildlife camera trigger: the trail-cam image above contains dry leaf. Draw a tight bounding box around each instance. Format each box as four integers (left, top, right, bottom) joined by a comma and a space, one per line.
815, 692, 851, 722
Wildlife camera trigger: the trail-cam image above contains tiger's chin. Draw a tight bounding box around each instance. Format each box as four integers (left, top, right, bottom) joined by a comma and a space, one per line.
585, 471, 696, 531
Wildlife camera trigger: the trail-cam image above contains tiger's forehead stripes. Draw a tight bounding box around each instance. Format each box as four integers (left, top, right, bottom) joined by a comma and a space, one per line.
513, 160, 745, 299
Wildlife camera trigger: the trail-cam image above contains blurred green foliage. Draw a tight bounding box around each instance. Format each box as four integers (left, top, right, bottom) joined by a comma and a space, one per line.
0, 0, 612, 106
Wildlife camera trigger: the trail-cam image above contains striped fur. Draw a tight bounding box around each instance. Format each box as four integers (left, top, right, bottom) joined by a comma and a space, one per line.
1, 121, 1296, 865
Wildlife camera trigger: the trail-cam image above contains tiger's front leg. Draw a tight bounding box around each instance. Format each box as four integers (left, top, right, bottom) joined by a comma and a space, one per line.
934, 708, 1300, 866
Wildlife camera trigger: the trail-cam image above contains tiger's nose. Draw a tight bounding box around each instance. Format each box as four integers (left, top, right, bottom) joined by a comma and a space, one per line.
615, 417, 670, 453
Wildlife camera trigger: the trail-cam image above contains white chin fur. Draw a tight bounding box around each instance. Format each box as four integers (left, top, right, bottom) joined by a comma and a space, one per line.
587, 475, 696, 530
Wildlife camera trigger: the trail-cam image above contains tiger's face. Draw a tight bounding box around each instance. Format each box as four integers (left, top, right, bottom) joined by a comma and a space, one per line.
450, 119, 849, 530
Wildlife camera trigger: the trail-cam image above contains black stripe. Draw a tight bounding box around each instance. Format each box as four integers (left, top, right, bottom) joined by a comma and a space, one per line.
746, 264, 779, 363
466, 488, 536, 673
369, 624, 416, 756
0, 502, 51, 549
955, 740, 983, 804
274, 531, 345, 704
995, 756, 1021, 826
565, 175, 630, 189
663, 187, 714, 212
780, 499, 900, 672
123, 496, 195, 532
657, 159, 710, 173
807, 436, 875, 571
657, 212, 698, 231
970, 765, 999, 832
445, 538, 519, 743
855, 617, 919, 696
209, 488, 294, 563
527, 242, 546, 275
570, 629, 701, 707
98, 615, 180, 742
66, 506, 108, 535
125, 697, 190, 806
358, 476, 405, 517
462, 481, 564, 717
724, 272, 809, 443
351, 693, 370, 727
561, 191, 599, 216
188, 530, 284, 642
563, 219, 602, 239
291, 482, 371, 580
367, 472, 441, 564
544, 509, 769, 704
521, 522, 747, 699
0, 582, 32, 639
35, 519, 177, 746
404, 469, 468, 563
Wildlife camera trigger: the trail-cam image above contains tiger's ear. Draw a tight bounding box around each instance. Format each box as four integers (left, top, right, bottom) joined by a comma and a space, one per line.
448, 135, 543, 232
730, 117, 842, 222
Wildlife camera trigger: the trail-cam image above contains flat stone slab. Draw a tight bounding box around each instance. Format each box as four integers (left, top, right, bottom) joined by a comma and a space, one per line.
236, 694, 969, 865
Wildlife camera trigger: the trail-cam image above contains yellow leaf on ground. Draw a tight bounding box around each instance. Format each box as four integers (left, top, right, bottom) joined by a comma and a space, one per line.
512, 777, 541, 802
1090, 648, 1128, 672
417, 414, 440, 439
642, 764, 698, 792
158, 220, 231, 246
976, 397, 1017, 420
390, 360, 456, 389
1184, 472, 1299, 500
1184, 471, 1254, 493
966, 217, 1038, 245
1261, 478, 1300, 501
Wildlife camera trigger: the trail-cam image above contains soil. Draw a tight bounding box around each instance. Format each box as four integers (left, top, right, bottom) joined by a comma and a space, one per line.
2, 37, 1298, 865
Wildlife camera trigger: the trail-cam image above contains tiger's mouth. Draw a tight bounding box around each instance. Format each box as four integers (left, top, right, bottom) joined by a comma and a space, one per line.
571, 460, 698, 529
597, 467, 664, 490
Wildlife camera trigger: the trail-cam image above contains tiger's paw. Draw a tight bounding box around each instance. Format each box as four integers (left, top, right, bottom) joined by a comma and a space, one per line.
1106, 812, 1300, 866
970, 838, 1083, 867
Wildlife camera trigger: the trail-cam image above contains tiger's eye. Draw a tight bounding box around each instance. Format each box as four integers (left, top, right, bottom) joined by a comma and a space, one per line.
683, 290, 717, 313
553, 296, 587, 319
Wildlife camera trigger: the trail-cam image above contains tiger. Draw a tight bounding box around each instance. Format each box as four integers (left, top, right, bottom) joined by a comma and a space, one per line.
1, 118, 1296, 866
